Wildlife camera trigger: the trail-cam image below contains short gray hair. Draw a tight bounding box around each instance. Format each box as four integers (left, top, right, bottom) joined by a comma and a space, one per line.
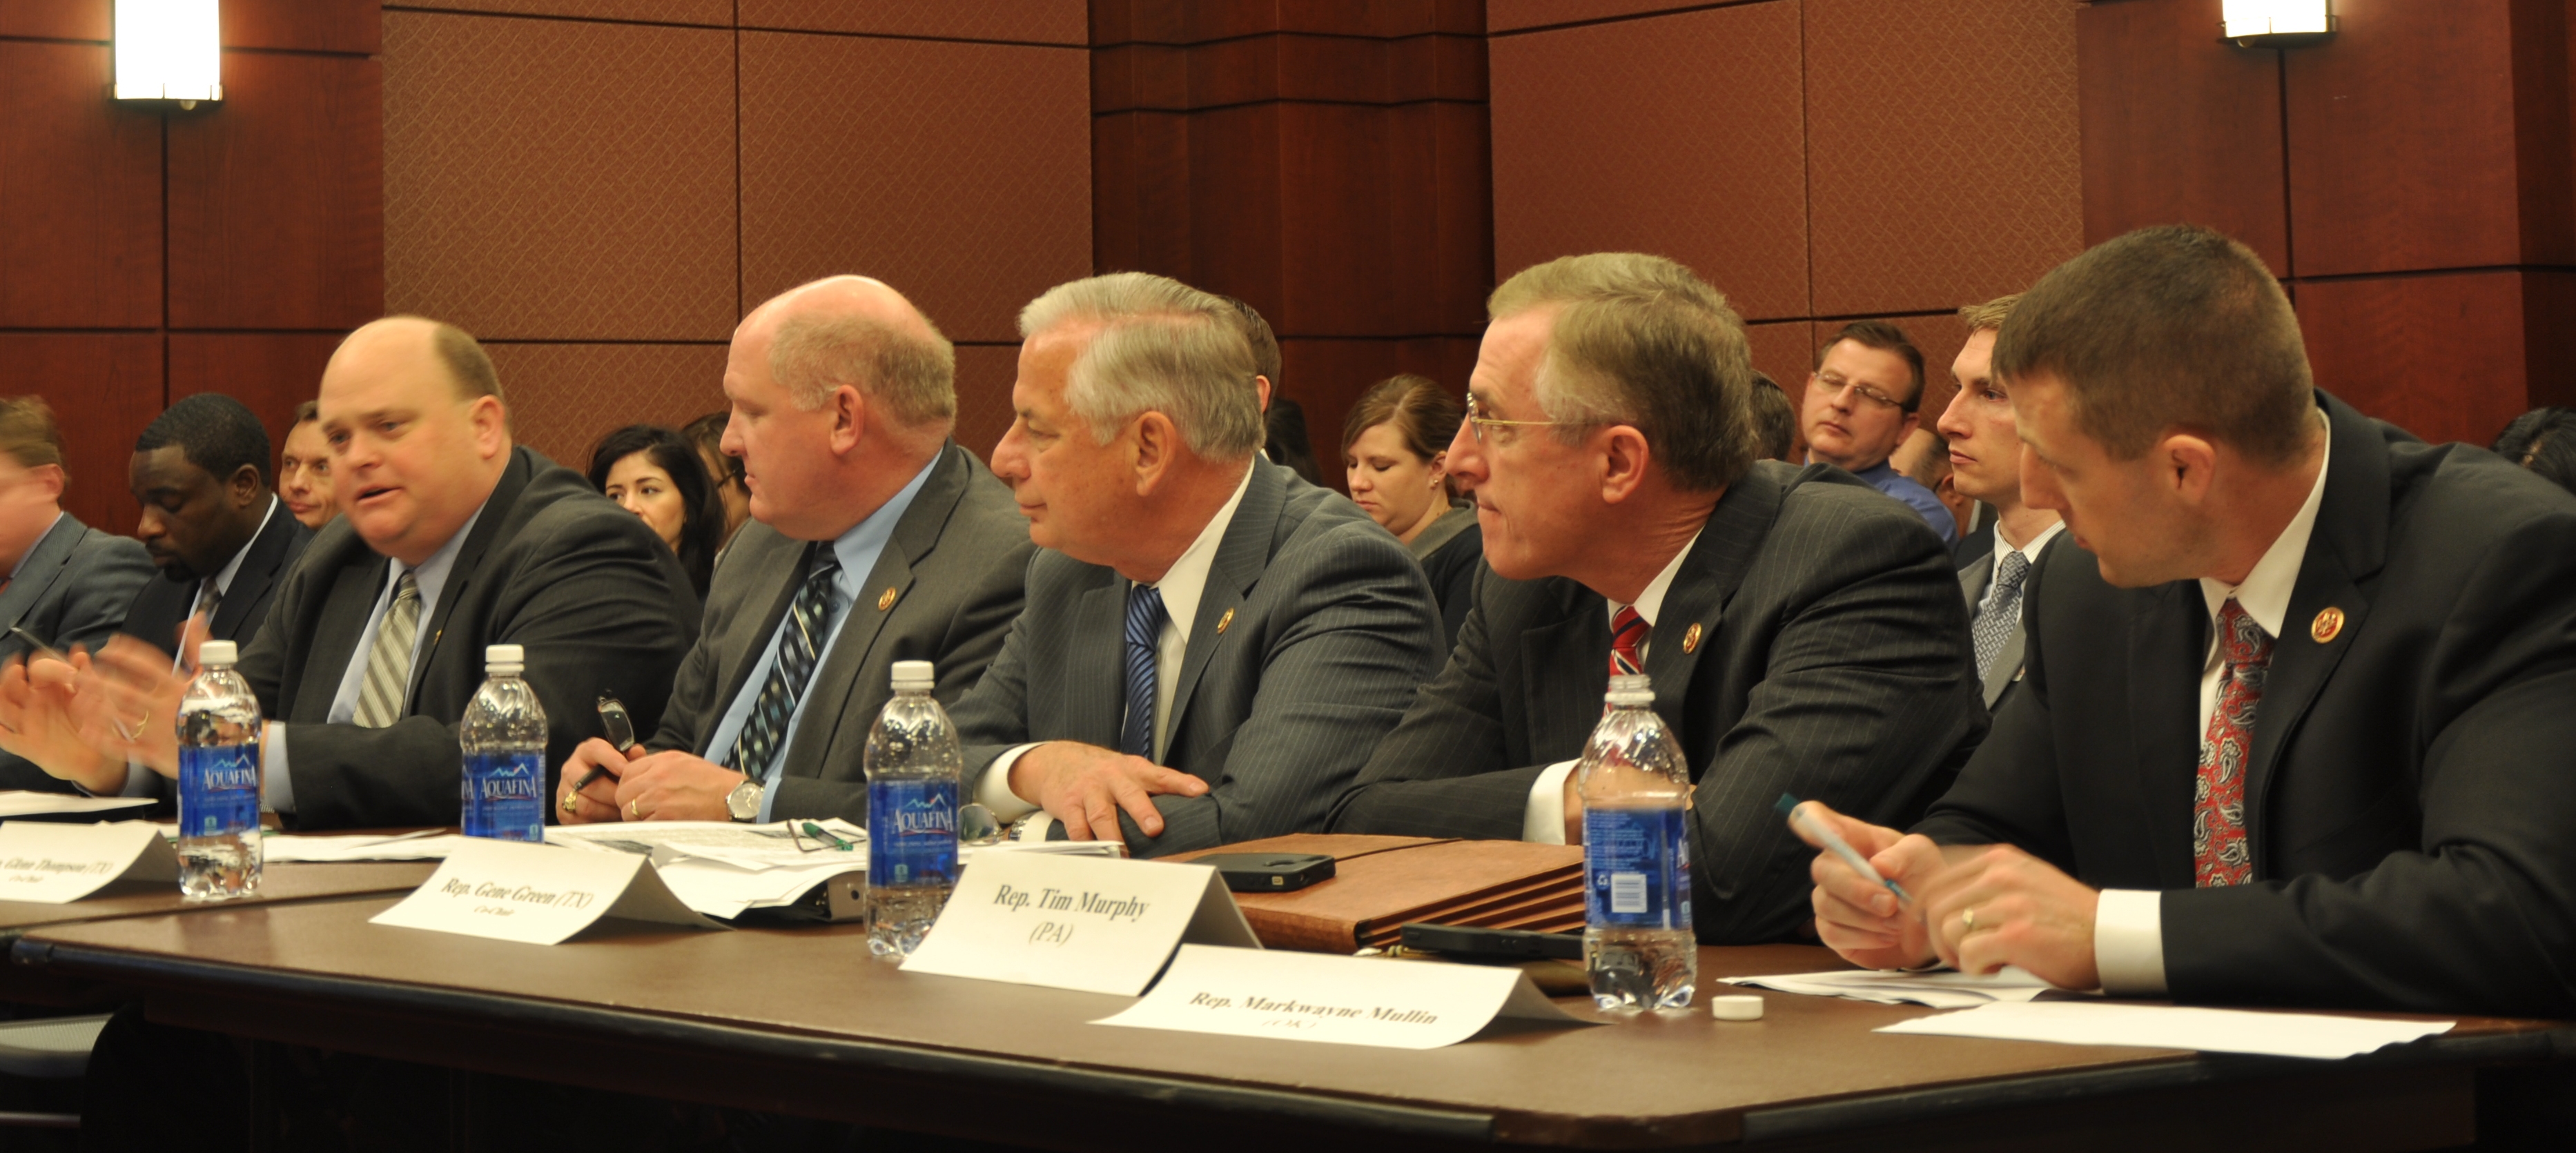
768, 311, 957, 429
1017, 273, 1264, 460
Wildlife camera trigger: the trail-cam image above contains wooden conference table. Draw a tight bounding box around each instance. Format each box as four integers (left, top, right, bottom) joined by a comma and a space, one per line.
8, 874, 2569, 1152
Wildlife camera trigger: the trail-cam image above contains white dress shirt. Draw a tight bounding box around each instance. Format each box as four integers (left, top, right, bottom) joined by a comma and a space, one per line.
1520, 530, 1704, 844
975, 464, 1256, 825
2095, 417, 2330, 995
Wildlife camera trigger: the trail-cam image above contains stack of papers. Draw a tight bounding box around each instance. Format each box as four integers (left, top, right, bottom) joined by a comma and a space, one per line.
261, 830, 468, 863
1875, 1000, 2455, 1059
0, 792, 153, 820
1721, 967, 2063, 1009
546, 820, 1121, 918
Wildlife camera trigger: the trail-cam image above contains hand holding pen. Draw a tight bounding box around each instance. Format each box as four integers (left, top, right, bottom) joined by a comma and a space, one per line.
1782, 794, 1946, 972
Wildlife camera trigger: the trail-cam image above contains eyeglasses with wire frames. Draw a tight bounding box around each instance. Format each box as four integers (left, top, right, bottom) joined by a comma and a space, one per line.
1811, 371, 1915, 414
1463, 393, 1578, 444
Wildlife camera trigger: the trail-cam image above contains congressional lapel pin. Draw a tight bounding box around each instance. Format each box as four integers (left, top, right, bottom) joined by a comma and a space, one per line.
876, 587, 898, 613
1216, 607, 1236, 635
2310, 606, 2345, 644
1681, 622, 1703, 653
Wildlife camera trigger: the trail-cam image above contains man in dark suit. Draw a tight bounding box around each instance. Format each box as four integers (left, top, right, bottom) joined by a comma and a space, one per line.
1327, 253, 1984, 943
1935, 294, 2062, 711
952, 272, 1442, 858
119, 393, 314, 659
0, 397, 154, 791
1804, 226, 2576, 1018
554, 276, 1032, 826
7, 317, 698, 829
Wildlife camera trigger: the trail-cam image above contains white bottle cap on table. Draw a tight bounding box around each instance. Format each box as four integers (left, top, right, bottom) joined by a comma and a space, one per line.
1710, 994, 1765, 1021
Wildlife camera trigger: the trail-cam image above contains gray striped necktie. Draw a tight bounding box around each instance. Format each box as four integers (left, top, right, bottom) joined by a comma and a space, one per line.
353, 572, 421, 728
725, 546, 842, 782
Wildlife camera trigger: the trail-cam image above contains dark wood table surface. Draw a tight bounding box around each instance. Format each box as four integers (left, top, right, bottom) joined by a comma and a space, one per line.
14, 896, 2569, 1151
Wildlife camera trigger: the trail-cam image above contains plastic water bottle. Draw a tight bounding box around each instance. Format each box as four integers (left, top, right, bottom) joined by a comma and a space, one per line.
865, 660, 961, 957
1580, 673, 1697, 1009
460, 644, 547, 841
176, 640, 263, 900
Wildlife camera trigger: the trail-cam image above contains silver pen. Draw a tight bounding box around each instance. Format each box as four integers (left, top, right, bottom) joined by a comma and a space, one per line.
1779, 793, 1915, 907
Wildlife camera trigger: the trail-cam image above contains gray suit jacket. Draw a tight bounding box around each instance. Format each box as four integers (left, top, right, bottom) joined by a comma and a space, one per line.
950, 461, 1443, 858
647, 443, 1035, 820
1328, 462, 1988, 943
0, 515, 155, 791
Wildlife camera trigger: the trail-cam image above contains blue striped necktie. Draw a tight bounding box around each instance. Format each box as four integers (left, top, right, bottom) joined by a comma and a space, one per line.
726, 545, 842, 782
1121, 583, 1169, 760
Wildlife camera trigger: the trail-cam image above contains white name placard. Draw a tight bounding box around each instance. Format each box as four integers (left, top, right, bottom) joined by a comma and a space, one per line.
369, 839, 728, 945
0, 821, 177, 904
901, 851, 1258, 996
1094, 944, 1598, 1049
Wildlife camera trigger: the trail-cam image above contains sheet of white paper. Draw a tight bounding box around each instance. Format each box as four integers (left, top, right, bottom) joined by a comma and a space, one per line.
651, 856, 860, 919
902, 852, 1258, 996
0, 792, 155, 819
369, 839, 727, 945
262, 831, 464, 864
548, 820, 867, 871
0, 821, 177, 903
1094, 943, 1597, 1049
1875, 1000, 2455, 1058
1722, 967, 2060, 1009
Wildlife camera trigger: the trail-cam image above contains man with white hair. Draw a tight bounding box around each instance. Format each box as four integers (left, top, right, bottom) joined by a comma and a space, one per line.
557, 275, 1033, 825
954, 271, 1443, 857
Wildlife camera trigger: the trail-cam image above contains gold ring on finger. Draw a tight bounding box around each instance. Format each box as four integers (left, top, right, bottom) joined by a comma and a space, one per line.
1961, 907, 1977, 932
560, 793, 578, 814
629, 799, 641, 819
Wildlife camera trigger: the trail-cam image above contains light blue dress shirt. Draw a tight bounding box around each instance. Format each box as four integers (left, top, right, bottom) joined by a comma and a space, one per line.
702, 457, 937, 822
1851, 461, 1958, 545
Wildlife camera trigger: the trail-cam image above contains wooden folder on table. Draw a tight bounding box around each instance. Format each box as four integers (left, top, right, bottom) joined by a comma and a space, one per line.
1170, 834, 1583, 953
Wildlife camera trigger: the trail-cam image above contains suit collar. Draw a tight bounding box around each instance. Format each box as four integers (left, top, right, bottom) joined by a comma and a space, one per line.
207, 498, 302, 638
1166, 462, 1283, 747
409, 448, 536, 699
0, 513, 82, 637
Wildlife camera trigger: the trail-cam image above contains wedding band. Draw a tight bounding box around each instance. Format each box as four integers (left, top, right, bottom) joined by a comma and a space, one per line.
1961, 907, 1978, 932
628, 799, 641, 819
560, 794, 578, 814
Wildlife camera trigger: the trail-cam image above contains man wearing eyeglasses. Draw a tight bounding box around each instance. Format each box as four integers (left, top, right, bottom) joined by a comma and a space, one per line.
1803, 320, 1958, 544
1329, 253, 1984, 944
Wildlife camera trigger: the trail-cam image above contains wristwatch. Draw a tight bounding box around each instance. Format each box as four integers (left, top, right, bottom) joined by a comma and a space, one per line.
725, 777, 764, 822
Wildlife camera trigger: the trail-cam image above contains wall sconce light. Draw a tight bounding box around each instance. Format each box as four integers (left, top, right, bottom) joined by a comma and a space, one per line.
2221, 0, 2336, 48
113, 0, 223, 108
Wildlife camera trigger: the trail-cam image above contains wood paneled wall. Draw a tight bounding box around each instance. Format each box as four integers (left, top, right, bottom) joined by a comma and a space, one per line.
2082, 0, 2576, 446
0, 0, 382, 535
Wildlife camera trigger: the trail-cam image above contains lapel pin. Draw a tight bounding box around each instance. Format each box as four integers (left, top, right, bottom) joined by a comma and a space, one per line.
876, 587, 898, 613
1216, 607, 1235, 635
2310, 607, 2344, 644
1681, 622, 1703, 653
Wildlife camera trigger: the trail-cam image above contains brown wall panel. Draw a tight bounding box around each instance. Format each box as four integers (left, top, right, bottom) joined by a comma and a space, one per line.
742, 0, 1089, 45
1490, 3, 1808, 319
1276, 101, 1418, 336
1806, 0, 2082, 317
169, 52, 383, 331
168, 333, 345, 462
0, 42, 162, 329
0, 1, 106, 40
0, 334, 164, 535
953, 344, 1022, 466
2076, 0, 2289, 273
1279, 336, 1481, 473
385, 0, 732, 26
1184, 103, 1289, 318
2296, 272, 2546, 449
225, 0, 380, 54
1488, 0, 1711, 33
739, 32, 1091, 344
482, 343, 730, 471
1744, 320, 1815, 398
1098, 1, 1476, 43
382, 11, 736, 341
1091, 110, 1192, 278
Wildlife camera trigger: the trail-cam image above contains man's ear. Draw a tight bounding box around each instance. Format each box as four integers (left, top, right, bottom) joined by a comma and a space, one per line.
1130, 411, 1178, 495
1598, 425, 1652, 504
828, 386, 868, 455
228, 464, 265, 508
468, 396, 511, 457
2163, 433, 2218, 506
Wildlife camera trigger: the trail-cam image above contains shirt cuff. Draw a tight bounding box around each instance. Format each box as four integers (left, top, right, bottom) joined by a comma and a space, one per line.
116, 759, 156, 798
260, 722, 295, 814
2093, 888, 2167, 995
975, 743, 1043, 822
1522, 760, 1580, 845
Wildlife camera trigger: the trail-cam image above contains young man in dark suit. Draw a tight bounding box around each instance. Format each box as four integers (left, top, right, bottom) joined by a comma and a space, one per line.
1938, 294, 2064, 713
0, 397, 154, 791
120, 393, 314, 659
1328, 253, 1987, 944
1804, 225, 2576, 1017
554, 275, 1033, 827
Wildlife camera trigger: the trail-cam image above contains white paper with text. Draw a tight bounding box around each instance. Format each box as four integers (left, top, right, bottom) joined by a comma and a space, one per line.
0, 821, 176, 904
368, 839, 726, 945
1094, 945, 1597, 1049
901, 852, 1257, 996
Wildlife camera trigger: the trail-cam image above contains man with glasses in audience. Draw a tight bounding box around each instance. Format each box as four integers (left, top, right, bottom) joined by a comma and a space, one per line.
1330, 253, 1983, 944
1803, 320, 1957, 543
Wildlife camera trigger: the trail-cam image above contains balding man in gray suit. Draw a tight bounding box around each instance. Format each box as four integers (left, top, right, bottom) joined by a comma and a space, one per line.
953, 272, 1442, 858
557, 276, 1033, 826
1329, 253, 1985, 944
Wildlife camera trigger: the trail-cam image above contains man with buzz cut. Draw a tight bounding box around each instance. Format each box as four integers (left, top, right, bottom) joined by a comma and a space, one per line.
1935, 293, 2064, 711
953, 270, 1443, 857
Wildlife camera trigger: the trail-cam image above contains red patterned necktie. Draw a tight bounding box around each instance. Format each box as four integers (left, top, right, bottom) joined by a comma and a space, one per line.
2194, 598, 2272, 887
1608, 606, 1650, 678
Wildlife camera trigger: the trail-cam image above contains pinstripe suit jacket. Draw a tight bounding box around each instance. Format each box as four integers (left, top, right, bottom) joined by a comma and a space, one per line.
950, 461, 1443, 858
1328, 461, 1988, 943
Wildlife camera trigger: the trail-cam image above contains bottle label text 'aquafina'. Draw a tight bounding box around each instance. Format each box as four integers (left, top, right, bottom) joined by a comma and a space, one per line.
177, 640, 264, 900
865, 660, 962, 958
460, 644, 547, 841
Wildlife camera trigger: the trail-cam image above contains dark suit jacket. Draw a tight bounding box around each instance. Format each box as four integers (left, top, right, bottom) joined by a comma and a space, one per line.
950, 462, 1443, 858
238, 447, 700, 829
1329, 462, 1989, 943
1415, 513, 1483, 656
0, 515, 155, 791
120, 499, 314, 657
647, 443, 1034, 820
1919, 391, 2576, 1016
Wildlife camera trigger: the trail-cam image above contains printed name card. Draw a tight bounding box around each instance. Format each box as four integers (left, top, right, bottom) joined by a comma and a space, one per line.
0, 821, 177, 904
1094, 944, 1598, 1049
370, 839, 728, 945
901, 851, 1259, 996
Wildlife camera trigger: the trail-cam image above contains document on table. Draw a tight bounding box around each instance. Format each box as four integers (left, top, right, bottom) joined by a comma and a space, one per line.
0, 791, 155, 819
1722, 966, 2062, 1009
262, 831, 465, 863
546, 821, 1123, 918
1875, 1001, 2455, 1059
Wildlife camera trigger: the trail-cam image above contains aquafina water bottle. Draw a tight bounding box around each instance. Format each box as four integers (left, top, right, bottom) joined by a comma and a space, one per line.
459, 644, 547, 840
176, 640, 262, 900
864, 660, 960, 957
1580, 672, 1697, 1009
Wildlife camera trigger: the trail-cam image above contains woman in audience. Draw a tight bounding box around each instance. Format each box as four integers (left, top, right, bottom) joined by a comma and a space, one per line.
2492, 406, 2576, 496
587, 424, 725, 601
277, 400, 338, 530
1343, 374, 1479, 651
683, 410, 751, 551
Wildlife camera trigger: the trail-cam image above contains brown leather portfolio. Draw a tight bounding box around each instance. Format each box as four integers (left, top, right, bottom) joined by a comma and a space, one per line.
1170, 834, 1583, 953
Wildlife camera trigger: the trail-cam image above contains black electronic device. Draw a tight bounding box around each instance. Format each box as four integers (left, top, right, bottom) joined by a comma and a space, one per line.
1398, 923, 1584, 961
1193, 852, 1337, 892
